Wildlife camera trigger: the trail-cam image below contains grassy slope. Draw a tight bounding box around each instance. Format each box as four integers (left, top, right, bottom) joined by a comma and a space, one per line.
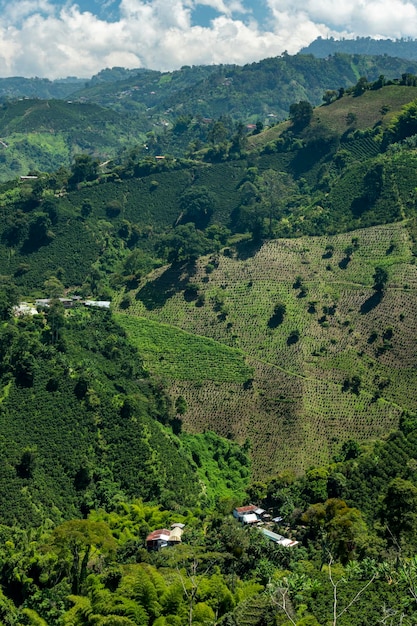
248, 86, 417, 150
315, 86, 417, 132
116, 315, 252, 383
115, 222, 417, 478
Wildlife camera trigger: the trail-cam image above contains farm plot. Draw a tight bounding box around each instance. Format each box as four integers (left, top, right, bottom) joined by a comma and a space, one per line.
342, 136, 381, 160
115, 222, 417, 475
168, 358, 308, 478
301, 377, 402, 466
381, 367, 417, 412
116, 314, 253, 384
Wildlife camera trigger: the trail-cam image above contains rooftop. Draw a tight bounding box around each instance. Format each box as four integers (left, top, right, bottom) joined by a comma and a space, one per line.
235, 504, 258, 514
146, 529, 171, 542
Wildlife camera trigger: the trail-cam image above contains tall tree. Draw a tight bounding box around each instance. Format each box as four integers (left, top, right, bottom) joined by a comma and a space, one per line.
69, 154, 100, 188
381, 478, 417, 549
49, 520, 116, 594
289, 101, 313, 130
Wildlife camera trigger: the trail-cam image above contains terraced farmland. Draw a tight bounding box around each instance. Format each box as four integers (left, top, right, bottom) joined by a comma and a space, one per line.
116, 222, 417, 477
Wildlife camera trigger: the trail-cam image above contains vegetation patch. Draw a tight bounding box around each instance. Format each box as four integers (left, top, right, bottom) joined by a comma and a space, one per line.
116, 314, 253, 383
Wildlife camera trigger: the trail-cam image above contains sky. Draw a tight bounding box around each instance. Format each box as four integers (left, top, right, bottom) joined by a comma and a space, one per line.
1, 0, 417, 79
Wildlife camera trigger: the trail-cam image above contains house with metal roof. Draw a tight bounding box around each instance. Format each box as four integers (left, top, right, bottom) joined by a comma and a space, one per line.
261, 528, 299, 547
146, 525, 184, 550
233, 505, 266, 524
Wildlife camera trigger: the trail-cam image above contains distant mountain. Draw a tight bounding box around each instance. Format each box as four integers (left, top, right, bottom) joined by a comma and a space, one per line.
0, 76, 85, 100
71, 53, 417, 121
301, 36, 417, 61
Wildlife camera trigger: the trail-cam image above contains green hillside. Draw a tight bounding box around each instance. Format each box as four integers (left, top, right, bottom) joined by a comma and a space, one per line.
0, 99, 149, 181
114, 222, 416, 476
117, 316, 252, 383
1, 80, 417, 491
73, 53, 417, 122
0, 303, 252, 527
1, 64, 417, 626
4, 53, 417, 180
1, 83, 415, 289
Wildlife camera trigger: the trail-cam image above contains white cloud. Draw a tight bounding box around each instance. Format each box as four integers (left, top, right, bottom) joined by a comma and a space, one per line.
0, 0, 54, 24
0, 0, 417, 78
194, 0, 247, 16
267, 0, 417, 38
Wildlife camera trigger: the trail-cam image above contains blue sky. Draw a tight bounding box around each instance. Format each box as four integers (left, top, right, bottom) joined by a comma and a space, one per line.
66, 1, 271, 27
1, 0, 417, 78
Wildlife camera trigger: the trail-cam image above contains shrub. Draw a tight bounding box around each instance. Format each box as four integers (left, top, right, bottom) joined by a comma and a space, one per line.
287, 329, 300, 345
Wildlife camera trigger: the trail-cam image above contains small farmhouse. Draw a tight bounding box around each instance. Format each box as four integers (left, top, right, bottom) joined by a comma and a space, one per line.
146, 529, 171, 550
13, 303, 38, 317
34, 298, 111, 310
233, 504, 267, 524
84, 300, 111, 309
146, 525, 184, 551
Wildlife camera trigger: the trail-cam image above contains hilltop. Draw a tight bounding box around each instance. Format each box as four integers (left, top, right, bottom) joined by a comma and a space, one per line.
301, 36, 417, 60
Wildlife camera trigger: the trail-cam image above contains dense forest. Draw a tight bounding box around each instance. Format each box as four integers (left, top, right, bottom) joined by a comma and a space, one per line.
3, 58, 417, 624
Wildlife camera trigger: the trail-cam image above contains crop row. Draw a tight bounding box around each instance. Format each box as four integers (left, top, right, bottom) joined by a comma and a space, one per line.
116, 314, 253, 384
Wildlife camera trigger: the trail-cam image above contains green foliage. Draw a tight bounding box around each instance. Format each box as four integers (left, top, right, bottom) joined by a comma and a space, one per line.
381, 477, 417, 548
268, 302, 286, 328
178, 186, 216, 229
0, 308, 205, 524
116, 315, 252, 384
302, 498, 368, 562
158, 223, 214, 264
49, 519, 117, 593
69, 154, 100, 188
373, 266, 389, 291
16, 447, 37, 479
386, 98, 417, 144
289, 101, 314, 131
183, 431, 251, 504
0, 283, 18, 320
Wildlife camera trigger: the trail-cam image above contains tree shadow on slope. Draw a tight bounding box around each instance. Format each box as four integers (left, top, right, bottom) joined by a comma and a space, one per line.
136, 262, 193, 310
289, 132, 339, 177
234, 238, 263, 261
360, 290, 383, 315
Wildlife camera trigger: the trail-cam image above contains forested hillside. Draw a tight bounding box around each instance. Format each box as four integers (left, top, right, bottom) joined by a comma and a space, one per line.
3, 52, 417, 181
2, 68, 417, 624
0, 300, 252, 526
302, 36, 417, 60
72, 53, 417, 119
